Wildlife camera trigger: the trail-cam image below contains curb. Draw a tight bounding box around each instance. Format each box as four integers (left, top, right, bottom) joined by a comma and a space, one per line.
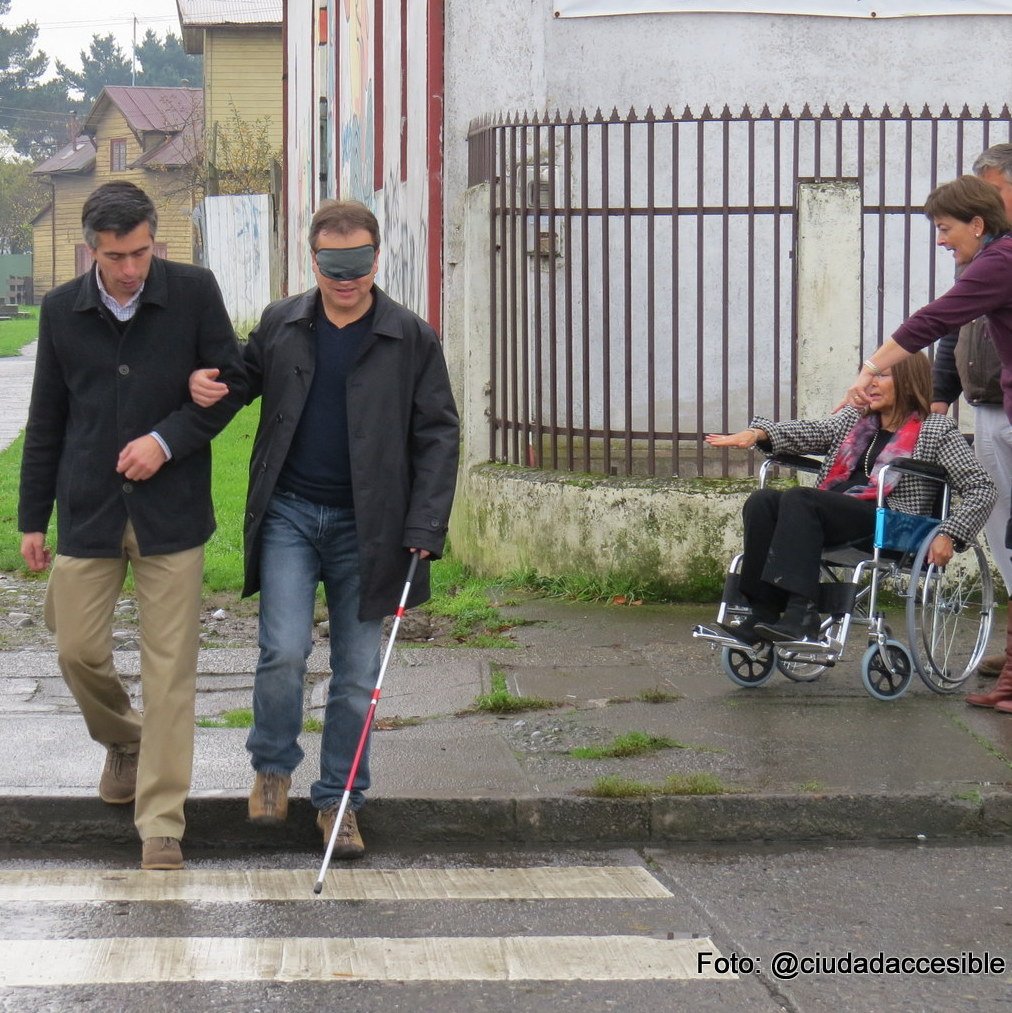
2, 791, 1010, 849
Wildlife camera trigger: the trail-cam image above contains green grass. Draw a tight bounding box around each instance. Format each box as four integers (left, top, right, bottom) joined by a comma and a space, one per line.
196, 707, 323, 733
510, 566, 659, 604
424, 553, 515, 643
471, 667, 556, 714
638, 687, 680, 704
585, 773, 734, 798
0, 307, 38, 358
570, 731, 686, 759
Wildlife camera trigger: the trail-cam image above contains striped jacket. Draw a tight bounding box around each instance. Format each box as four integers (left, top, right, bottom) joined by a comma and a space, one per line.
750, 407, 996, 550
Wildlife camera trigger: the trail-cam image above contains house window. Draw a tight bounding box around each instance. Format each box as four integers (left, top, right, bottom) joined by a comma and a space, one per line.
110, 139, 127, 172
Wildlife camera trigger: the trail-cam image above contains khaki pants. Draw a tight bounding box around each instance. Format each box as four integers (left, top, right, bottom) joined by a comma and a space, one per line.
45, 523, 203, 841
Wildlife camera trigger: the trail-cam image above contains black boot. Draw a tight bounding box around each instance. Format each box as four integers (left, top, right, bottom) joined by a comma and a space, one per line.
754, 594, 821, 643
717, 603, 778, 646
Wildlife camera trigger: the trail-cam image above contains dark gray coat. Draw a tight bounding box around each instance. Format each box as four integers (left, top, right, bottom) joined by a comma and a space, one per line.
238, 285, 459, 619
19, 258, 245, 556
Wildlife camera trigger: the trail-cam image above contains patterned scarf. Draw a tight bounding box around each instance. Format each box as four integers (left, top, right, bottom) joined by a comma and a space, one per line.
818, 412, 923, 501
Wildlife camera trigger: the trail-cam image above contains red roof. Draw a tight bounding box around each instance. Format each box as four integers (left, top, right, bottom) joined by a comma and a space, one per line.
32, 136, 97, 176
85, 87, 202, 137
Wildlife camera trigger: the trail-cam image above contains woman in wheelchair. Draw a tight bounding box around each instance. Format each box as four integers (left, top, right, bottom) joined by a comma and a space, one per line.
707, 352, 996, 646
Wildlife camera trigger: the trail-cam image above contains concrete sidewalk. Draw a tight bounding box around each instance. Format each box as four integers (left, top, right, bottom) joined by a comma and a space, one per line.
2, 597, 1011, 851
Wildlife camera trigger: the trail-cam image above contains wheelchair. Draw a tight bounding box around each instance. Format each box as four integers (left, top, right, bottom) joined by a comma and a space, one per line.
692, 453, 995, 701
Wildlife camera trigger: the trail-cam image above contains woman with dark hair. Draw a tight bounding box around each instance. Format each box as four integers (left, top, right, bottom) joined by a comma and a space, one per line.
844, 174, 1012, 712
708, 352, 995, 645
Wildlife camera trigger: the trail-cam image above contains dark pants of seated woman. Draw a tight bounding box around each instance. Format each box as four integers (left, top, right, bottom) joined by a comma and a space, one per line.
739, 486, 879, 611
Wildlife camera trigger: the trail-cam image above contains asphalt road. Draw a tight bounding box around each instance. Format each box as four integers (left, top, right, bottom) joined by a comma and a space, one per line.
0, 841, 1008, 1012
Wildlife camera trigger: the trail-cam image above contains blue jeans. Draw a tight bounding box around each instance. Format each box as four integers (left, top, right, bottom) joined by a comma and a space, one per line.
246, 491, 382, 811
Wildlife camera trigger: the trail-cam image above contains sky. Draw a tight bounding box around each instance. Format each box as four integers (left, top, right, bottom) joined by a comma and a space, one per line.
4, 2, 182, 79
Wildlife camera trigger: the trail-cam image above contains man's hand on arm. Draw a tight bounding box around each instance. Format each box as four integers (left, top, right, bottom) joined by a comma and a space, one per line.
116, 435, 167, 481
20, 533, 51, 572
189, 368, 230, 408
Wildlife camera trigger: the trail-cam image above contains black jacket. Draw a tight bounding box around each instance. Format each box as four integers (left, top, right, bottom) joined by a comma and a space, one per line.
238, 285, 459, 619
19, 257, 245, 556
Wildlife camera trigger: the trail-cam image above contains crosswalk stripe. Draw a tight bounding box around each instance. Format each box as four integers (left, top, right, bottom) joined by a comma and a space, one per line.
0, 865, 673, 903
0, 936, 735, 985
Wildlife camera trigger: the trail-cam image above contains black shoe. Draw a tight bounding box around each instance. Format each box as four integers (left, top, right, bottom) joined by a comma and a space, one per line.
754, 602, 821, 643
716, 615, 773, 646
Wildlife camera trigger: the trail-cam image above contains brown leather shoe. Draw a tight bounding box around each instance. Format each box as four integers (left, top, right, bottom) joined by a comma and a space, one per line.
975, 653, 1005, 678
248, 771, 291, 825
316, 806, 365, 859
141, 837, 183, 871
99, 746, 138, 805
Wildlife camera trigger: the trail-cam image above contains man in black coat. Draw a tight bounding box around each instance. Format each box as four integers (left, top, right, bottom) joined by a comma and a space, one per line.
18, 181, 244, 871
191, 199, 459, 859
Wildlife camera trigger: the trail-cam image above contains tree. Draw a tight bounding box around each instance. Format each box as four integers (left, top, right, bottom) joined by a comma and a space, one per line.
0, 2, 72, 158
135, 31, 201, 88
0, 158, 48, 254
56, 34, 131, 108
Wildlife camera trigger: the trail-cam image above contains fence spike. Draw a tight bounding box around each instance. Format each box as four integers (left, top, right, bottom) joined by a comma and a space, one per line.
799, 102, 814, 119
819, 103, 833, 118
959, 103, 973, 118
880, 103, 894, 119
578, 108, 590, 124
680, 104, 695, 120
660, 104, 675, 121
779, 103, 792, 118
919, 103, 932, 118
899, 103, 913, 119
553, 109, 564, 125
699, 103, 713, 118
980, 102, 992, 118
739, 103, 754, 120
999, 104, 1012, 118
609, 106, 623, 122
840, 102, 853, 118
644, 104, 656, 122
757, 103, 773, 118
719, 103, 733, 120
592, 107, 605, 123
626, 104, 638, 120
939, 103, 952, 118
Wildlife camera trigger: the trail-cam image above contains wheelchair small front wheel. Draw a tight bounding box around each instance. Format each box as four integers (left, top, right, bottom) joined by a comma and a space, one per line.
860, 640, 913, 701
721, 645, 776, 688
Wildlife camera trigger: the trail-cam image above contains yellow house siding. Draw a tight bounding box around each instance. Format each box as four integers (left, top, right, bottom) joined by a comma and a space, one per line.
32, 100, 201, 294
204, 29, 283, 154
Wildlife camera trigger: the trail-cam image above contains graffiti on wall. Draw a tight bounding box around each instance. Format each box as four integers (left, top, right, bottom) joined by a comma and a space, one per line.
381, 167, 427, 319
340, 0, 375, 203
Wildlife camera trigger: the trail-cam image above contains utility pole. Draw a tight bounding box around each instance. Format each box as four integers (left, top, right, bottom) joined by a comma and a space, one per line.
131, 17, 137, 86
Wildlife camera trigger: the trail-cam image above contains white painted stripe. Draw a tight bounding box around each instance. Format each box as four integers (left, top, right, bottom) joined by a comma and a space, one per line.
0, 865, 672, 903
0, 936, 735, 985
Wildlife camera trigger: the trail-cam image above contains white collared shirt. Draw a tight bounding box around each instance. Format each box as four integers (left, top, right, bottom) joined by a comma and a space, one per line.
95, 267, 171, 460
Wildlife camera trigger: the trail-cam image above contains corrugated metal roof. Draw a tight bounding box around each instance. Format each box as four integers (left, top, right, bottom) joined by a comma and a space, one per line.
85, 87, 202, 136
132, 125, 201, 169
32, 136, 97, 175
176, 0, 282, 26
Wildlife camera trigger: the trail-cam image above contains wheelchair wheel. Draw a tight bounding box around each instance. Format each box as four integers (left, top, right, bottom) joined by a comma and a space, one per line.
775, 616, 841, 682
905, 530, 994, 694
860, 640, 913, 701
721, 645, 776, 688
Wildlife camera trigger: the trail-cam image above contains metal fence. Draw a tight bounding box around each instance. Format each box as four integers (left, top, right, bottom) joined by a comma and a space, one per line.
467, 103, 1012, 477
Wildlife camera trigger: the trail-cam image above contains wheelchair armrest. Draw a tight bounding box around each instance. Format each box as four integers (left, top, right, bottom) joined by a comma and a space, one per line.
882, 456, 946, 483
758, 452, 824, 489
765, 453, 824, 473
